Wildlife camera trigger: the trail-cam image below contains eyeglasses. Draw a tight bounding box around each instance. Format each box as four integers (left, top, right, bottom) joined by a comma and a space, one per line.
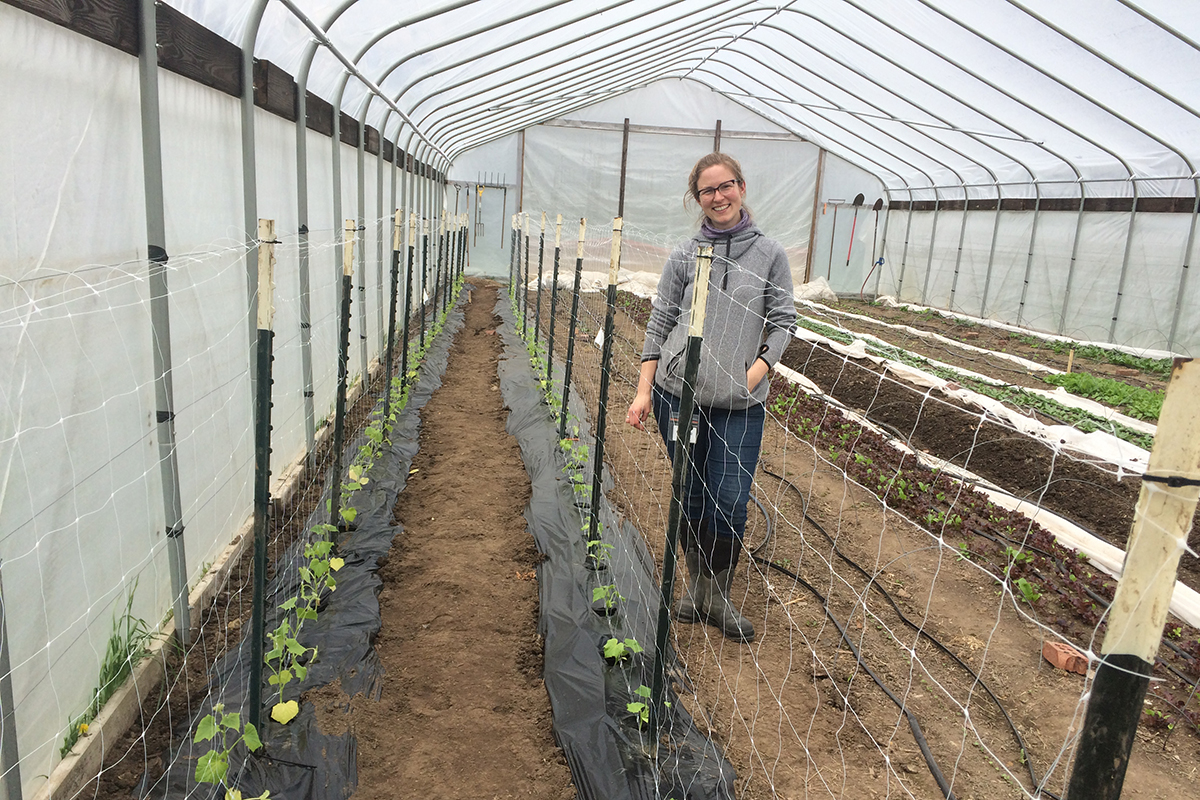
697, 179, 742, 200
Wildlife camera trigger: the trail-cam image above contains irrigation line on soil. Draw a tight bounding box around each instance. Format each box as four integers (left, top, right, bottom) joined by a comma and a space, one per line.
743, 487, 960, 799
753, 471, 1053, 797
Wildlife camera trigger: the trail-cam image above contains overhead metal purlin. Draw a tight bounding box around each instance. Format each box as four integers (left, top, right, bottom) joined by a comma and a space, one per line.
227, 0, 1200, 350
439, 30, 907, 185
400, 3, 777, 154
252, 0, 1200, 201
694, 41, 974, 184
274, 0, 449, 162
910, 0, 1198, 340
430, 10, 1043, 196
365, 0, 674, 140
829, 0, 1138, 321
408, 0, 1147, 190
416, 0, 755, 142
708, 18, 1028, 184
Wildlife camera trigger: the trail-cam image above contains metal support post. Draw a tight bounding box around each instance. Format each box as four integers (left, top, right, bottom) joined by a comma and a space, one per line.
0, 564, 23, 800
558, 219, 587, 441
1058, 191, 1089, 334
979, 197, 1004, 316
585, 218, 623, 569
1108, 187, 1141, 342
1016, 190, 1044, 327
647, 245, 714, 748
918, 196, 940, 304
1167, 188, 1200, 350
139, 0, 189, 646
248, 219, 277, 732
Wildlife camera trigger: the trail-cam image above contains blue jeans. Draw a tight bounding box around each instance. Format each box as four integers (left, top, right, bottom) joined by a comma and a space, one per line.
652, 386, 764, 543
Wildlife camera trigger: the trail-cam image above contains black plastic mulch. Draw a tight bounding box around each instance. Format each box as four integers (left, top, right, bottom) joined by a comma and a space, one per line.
495, 292, 736, 800
138, 290, 469, 800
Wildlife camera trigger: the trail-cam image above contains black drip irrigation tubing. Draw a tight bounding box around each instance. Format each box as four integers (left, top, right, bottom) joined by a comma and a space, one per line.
749, 466, 1066, 800
135, 285, 471, 800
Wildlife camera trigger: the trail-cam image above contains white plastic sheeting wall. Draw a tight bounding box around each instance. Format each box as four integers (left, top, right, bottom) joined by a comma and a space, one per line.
0, 9, 425, 794
449, 135, 521, 278
517, 81, 832, 288
1, 9, 171, 793
877, 206, 1200, 354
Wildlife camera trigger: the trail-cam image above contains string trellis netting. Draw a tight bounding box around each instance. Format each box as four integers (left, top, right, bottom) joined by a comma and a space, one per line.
10, 0, 1200, 796
0, 207, 465, 799
513, 215, 1200, 799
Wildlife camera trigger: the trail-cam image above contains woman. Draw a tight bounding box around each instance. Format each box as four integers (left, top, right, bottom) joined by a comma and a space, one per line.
626, 152, 795, 643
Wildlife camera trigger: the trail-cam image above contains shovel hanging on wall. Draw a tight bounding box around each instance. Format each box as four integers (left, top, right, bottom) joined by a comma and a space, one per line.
844, 192, 866, 272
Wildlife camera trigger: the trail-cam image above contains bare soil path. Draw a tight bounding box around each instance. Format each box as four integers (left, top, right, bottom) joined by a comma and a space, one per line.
315, 281, 574, 800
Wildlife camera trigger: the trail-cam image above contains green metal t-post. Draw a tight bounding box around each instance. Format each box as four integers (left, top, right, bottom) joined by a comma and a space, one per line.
535, 212, 546, 346
330, 220, 356, 534
585, 218, 623, 569
382, 211, 402, 426
400, 213, 416, 395
648, 245, 713, 749
249, 219, 278, 731
558, 219, 587, 441
547, 215, 563, 381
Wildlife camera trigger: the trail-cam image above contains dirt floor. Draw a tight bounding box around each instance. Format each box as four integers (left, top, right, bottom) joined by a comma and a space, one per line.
527, 287, 1200, 799
317, 282, 574, 799
89, 283, 574, 799
81, 279, 1198, 800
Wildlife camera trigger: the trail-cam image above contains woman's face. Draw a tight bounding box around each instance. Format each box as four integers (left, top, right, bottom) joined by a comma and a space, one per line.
696, 164, 746, 230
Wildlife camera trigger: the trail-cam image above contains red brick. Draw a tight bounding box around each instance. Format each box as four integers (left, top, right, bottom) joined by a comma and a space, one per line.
1043, 641, 1089, 675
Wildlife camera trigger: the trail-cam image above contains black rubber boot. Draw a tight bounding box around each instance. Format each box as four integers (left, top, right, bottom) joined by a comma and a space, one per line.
704, 568, 755, 643
675, 518, 705, 623
697, 529, 754, 642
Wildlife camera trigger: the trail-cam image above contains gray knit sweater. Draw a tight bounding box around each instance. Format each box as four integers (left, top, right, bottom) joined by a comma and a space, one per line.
640, 222, 796, 410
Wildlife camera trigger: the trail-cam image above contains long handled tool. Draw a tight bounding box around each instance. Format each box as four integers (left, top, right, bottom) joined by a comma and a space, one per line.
843, 192, 865, 272
825, 198, 843, 279
861, 198, 885, 299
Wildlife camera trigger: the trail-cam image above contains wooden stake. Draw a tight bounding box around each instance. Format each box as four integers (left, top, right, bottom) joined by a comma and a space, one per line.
1067, 347, 1075, 374
1067, 358, 1200, 800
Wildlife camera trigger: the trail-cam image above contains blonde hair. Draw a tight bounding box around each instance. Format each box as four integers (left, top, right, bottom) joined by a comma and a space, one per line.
684, 152, 752, 225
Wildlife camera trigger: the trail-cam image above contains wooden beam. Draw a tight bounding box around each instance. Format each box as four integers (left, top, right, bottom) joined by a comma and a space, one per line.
252, 59, 297, 122
156, 2, 240, 97
6, 0, 138, 54
305, 91, 334, 136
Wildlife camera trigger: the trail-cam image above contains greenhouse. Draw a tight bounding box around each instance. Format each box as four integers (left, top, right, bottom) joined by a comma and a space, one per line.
2, 1, 1199, 798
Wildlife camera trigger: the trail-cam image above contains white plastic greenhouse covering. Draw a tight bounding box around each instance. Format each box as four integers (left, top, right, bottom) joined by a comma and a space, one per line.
2, 0, 1200, 796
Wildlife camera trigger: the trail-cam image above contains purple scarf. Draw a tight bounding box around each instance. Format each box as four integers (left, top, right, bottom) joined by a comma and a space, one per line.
700, 209, 752, 240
